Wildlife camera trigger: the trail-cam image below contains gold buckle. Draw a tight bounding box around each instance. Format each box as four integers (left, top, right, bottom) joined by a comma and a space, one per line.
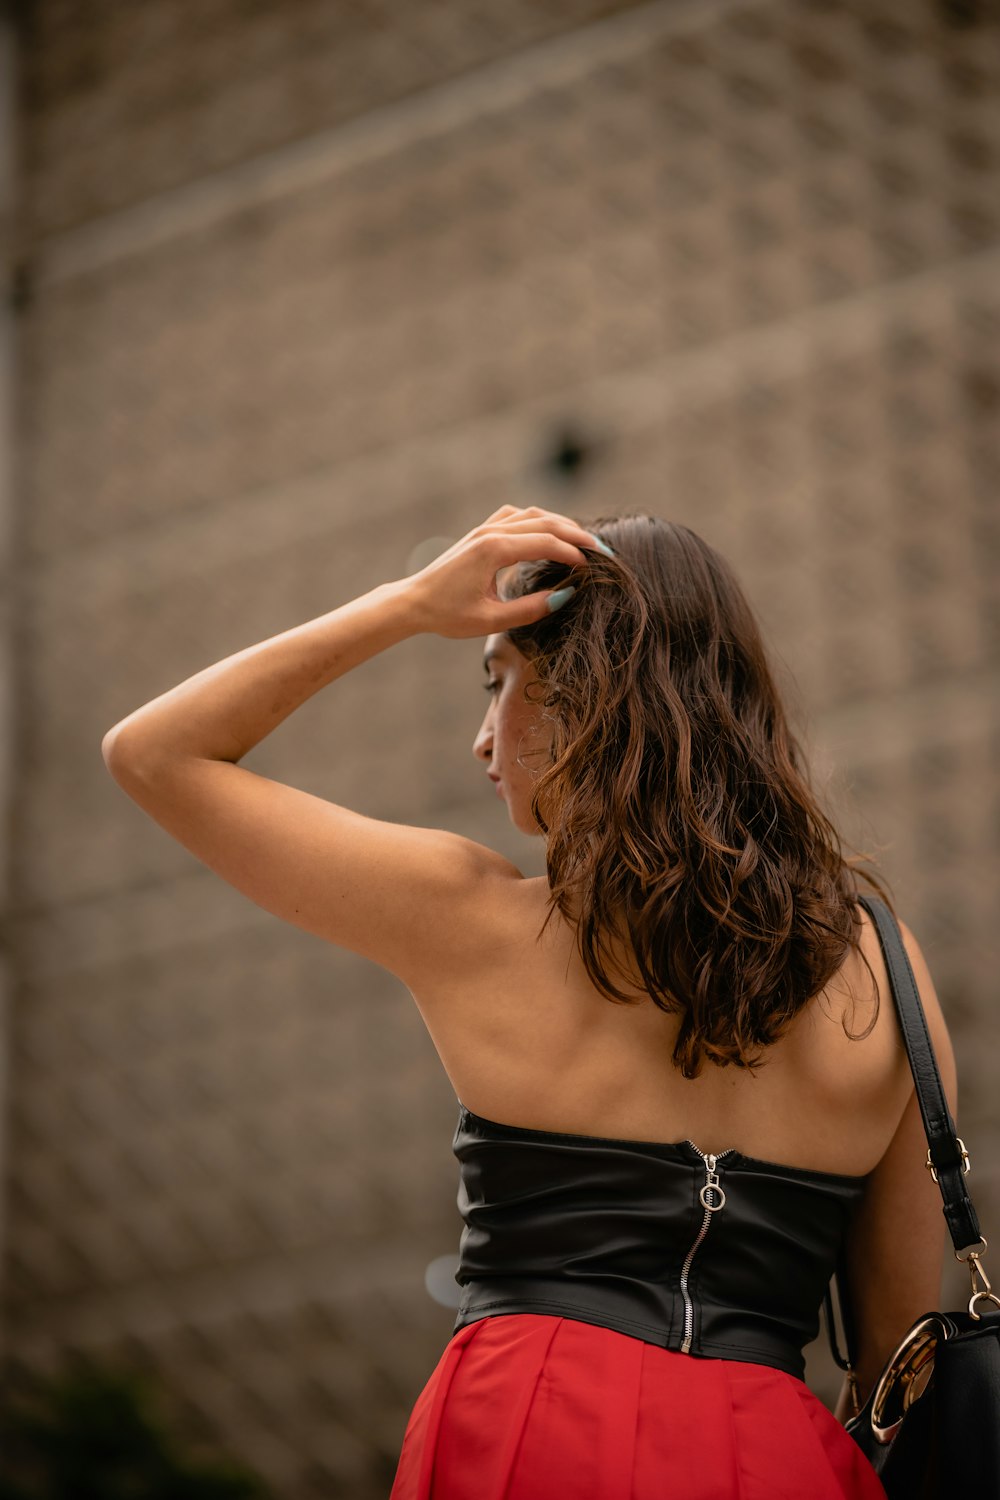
869, 1314, 948, 1444
925, 1136, 970, 1184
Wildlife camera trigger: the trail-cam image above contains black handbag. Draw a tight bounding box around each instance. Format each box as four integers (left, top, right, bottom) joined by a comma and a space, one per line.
822, 892, 1000, 1496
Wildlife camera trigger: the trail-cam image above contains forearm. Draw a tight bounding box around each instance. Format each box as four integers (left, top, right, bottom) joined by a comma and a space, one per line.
102, 578, 423, 767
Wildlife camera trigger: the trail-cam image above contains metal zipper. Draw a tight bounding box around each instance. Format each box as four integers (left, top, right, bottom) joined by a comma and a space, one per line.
679, 1144, 735, 1354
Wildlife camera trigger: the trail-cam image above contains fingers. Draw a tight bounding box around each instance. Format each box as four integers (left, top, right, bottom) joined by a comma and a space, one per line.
491, 529, 591, 570
483, 507, 601, 558
497, 589, 573, 630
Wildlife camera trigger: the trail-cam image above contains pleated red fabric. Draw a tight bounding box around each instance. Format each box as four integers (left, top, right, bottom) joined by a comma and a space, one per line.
389, 1313, 887, 1500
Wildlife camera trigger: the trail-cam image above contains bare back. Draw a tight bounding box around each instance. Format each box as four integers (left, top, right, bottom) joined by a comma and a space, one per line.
408, 873, 958, 1405
412, 881, 914, 1181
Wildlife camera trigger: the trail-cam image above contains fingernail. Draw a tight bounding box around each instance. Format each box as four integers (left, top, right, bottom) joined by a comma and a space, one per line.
591, 537, 615, 557
546, 585, 577, 613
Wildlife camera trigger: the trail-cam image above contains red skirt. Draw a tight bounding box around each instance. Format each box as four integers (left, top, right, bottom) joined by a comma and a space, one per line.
389, 1313, 887, 1500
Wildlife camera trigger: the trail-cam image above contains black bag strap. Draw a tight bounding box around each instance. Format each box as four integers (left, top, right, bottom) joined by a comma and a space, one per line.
824, 1242, 859, 1374
825, 891, 984, 1377
856, 892, 981, 1255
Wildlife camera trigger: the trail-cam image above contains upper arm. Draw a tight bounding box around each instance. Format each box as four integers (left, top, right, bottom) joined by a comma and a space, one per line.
841, 917, 959, 1392
102, 742, 523, 991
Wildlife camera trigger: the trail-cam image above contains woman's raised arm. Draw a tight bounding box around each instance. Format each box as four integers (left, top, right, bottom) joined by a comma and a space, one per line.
100, 507, 604, 990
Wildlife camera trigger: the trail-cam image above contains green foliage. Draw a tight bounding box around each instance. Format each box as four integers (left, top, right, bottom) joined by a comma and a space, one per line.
0, 1357, 272, 1500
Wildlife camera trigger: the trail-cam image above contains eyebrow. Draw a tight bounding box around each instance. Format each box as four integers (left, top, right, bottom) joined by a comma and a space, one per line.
482, 648, 504, 672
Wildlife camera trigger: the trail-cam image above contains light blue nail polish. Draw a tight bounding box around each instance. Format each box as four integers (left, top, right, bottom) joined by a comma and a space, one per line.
592, 537, 615, 557
547, 585, 577, 613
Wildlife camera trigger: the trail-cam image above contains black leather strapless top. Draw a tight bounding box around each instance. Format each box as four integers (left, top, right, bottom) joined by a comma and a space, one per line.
451, 1102, 869, 1380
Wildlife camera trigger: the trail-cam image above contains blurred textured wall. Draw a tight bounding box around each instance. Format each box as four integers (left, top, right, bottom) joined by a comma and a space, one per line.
1, 0, 998, 1495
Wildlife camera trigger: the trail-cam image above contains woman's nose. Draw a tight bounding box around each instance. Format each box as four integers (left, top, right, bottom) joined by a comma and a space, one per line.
472, 721, 492, 761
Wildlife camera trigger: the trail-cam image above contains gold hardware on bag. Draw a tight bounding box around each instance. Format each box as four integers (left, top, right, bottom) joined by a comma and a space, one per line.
958, 1241, 1000, 1320
925, 1138, 970, 1183
868, 1314, 946, 1445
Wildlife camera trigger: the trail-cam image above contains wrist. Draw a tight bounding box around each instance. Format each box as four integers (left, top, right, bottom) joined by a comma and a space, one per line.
379, 575, 434, 635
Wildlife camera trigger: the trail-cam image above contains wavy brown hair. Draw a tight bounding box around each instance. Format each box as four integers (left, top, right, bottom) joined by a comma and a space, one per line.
501, 510, 895, 1078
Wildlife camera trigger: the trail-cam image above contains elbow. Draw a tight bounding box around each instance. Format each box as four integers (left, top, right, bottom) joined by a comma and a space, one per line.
102, 726, 188, 787
102, 727, 132, 781
101, 727, 120, 769
102, 724, 150, 780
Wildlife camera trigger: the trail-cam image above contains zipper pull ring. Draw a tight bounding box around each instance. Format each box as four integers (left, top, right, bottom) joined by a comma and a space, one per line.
699, 1156, 727, 1212
679, 1147, 732, 1354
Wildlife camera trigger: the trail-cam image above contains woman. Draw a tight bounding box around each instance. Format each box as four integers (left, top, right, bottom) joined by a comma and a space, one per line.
103, 505, 955, 1499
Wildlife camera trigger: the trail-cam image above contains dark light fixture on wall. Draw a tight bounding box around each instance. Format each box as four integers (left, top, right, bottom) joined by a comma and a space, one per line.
937, 0, 988, 25
537, 420, 610, 488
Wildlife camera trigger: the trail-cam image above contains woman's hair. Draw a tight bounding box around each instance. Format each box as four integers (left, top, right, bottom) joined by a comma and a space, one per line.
501, 510, 894, 1078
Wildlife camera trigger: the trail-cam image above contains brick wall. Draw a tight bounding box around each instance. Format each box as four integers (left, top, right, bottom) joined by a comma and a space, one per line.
3, 1, 998, 1494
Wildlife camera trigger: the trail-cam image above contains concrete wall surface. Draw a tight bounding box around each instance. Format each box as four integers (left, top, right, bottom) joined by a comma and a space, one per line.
1, 1, 998, 1494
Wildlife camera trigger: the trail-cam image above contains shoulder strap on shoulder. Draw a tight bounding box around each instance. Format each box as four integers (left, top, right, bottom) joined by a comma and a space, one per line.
825, 891, 983, 1380
856, 891, 981, 1254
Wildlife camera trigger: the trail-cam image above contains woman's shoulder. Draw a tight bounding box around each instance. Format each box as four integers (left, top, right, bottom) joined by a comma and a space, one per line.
832, 909, 959, 1395
891, 911, 957, 1111
815, 901, 953, 1085
789, 901, 954, 1160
